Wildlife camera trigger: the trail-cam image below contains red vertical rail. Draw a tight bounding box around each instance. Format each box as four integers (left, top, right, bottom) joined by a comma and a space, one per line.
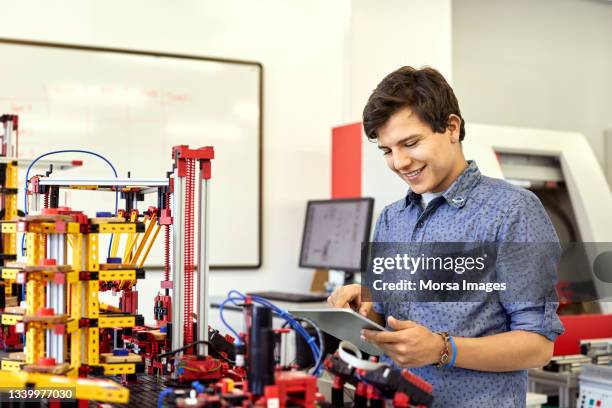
163, 192, 171, 282
172, 145, 214, 351
183, 158, 195, 350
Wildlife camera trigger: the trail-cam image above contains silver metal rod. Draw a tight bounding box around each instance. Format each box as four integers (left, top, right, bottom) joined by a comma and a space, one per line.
5, 120, 13, 158
58, 284, 65, 314
46, 234, 53, 259
56, 233, 66, 364
0, 157, 83, 170
81, 332, 86, 364
81, 285, 86, 317
58, 235, 66, 315
57, 334, 64, 363
30, 192, 40, 212
44, 233, 67, 363
39, 178, 169, 187
52, 331, 57, 360
171, 174, 185, 351
53, 284, 59, 317
197, 177, 210, 356
46, 282, 52, 308
46, 329, 51, 357
61, 234, 67, 265
53, 333, 58, 362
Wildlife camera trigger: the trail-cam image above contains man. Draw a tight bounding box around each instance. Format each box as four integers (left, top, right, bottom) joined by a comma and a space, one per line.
327, 66, 563, 407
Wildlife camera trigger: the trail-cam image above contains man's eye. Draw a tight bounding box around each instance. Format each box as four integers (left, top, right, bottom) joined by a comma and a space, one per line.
404, 142, 418, 148
382, 150, 391, 156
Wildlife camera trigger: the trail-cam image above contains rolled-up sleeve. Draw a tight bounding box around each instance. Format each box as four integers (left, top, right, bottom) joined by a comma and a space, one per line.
496, 192, 565, 341
502, 302, 564, 341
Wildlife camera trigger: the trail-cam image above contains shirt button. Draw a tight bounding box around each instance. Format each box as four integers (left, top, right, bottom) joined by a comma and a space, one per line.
452, 197, 465, 205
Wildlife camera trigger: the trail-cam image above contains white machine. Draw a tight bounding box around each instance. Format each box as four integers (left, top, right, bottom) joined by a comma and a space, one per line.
331, 121, 612, 406
340, 122, 612, 312
463, 124, 612, 313
578, 364, 612, 408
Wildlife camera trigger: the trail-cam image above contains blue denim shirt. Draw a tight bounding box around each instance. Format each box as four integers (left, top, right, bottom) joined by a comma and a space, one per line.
372, 161, 564, 408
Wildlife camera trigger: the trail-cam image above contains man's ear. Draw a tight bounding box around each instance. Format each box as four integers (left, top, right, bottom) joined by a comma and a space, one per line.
447, 114, 462, 143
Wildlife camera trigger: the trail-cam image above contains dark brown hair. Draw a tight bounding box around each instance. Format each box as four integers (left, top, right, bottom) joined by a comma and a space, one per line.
363, 66, 465, 141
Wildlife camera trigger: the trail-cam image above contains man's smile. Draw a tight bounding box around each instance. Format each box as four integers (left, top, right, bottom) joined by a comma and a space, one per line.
402, 165, 426, 180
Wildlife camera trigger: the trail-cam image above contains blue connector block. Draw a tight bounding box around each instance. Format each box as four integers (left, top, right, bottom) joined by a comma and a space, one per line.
113, 348, 129, 356
106, 257, 122, 264
96, 211, 113, 217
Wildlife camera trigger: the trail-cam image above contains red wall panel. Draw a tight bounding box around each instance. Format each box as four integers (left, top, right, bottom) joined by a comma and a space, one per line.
331, 122, 362, 198
554, 314, 612, 355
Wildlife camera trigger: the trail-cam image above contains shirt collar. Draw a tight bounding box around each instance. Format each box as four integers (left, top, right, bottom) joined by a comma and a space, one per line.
403, 160, 481, 209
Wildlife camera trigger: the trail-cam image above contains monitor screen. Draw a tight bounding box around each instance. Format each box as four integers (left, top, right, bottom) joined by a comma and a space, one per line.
299, 198, 374, 271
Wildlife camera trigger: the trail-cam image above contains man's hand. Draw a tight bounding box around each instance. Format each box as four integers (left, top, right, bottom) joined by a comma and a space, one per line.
327, 284, 372, 316
362, 316, 444, 368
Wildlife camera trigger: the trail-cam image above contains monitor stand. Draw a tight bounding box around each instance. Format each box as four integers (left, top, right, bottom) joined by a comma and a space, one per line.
344, 271, 355, 285
327, 270, 357, 291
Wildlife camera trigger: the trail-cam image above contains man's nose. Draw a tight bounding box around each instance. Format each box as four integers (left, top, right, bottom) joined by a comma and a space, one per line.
393, 151, 412, 171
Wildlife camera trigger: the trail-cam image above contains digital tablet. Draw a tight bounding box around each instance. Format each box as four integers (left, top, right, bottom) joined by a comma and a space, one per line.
289, 308, 387, 356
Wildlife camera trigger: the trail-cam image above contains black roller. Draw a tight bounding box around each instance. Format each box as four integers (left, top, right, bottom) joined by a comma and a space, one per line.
247, 305, 274, 396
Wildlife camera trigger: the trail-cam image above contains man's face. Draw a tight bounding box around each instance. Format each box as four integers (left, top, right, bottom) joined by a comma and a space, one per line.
377, 107, 463, 194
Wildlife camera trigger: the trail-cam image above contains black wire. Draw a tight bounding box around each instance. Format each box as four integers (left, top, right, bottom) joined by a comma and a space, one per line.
156, 340, 235, 364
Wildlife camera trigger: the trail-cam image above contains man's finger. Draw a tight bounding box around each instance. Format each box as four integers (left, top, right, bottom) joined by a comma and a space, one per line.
359, 302, 372, 316
333, 297, 351, 308
332, 292, 358, 308
362, 328, 402, 344
387, 315, 417, 330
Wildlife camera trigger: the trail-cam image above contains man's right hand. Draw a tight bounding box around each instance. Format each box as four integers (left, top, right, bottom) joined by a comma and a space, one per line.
327, 284, 372, 317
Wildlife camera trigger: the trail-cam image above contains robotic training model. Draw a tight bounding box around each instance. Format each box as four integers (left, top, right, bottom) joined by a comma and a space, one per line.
0, 114, 434, 407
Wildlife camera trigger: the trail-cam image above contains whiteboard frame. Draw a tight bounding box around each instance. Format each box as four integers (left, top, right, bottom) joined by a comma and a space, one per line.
0, 37, 264, 270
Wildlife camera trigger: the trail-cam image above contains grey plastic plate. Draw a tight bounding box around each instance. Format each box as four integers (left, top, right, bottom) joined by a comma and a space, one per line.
289, 308, 387, 356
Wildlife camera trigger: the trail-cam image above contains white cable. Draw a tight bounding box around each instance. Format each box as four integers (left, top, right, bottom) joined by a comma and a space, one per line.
337, 340, 387, 371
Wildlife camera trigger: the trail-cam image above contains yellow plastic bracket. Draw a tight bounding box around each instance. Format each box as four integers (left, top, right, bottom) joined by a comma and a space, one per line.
2, 268, 18, 280
98, 270, 137, 281
139, 224, 161, 268
1, 360, 21, 372
98, 223, 136, 234
98, 315, 136, 328
1, 314, 23, 325
1, 222, 17, 233
100, 363, 135, 375
87, 327, 99, 365
130, 214, 157, 265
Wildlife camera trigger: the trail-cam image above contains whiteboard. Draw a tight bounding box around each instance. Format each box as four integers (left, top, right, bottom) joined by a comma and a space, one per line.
0, 38, 262, 269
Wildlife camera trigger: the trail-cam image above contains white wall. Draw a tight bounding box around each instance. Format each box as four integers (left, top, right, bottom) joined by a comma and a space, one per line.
452, 0, 612, 168
347, 0, 453, 121
349, 0, 454, 211
0, 0, 350, 323
0, 0, 455, 324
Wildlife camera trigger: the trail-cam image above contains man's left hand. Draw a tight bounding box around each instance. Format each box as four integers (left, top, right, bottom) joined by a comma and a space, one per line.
361, 316, 444, 368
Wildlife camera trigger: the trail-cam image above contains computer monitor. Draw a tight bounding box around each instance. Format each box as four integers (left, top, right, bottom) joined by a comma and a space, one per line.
299, 197, 374, 272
